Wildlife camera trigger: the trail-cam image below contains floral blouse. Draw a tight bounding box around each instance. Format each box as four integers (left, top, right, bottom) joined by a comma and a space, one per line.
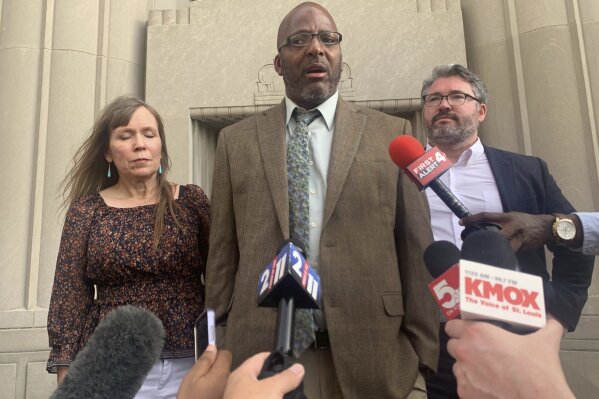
46, 184, 210, 373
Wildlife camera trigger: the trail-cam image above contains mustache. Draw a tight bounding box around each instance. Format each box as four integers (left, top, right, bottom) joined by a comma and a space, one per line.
432, 111, 459, 123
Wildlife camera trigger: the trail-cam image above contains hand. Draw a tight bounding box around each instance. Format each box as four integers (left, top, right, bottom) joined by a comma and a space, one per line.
460, 212, 554, 251
56, 366, 68, 384
445, 319, 574, 399
177, 345, 232, 399
223, 352, 305, 399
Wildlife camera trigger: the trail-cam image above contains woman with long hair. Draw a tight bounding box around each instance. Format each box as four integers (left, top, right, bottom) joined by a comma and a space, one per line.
46, 96, 210, 397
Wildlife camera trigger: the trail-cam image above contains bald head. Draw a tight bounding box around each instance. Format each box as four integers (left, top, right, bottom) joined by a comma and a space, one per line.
277, 2, 338, 50
274, 2, 342, 109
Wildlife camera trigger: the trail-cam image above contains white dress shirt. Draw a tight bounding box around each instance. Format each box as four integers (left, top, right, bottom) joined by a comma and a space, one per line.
284, 91, 338, 268
426, 139, 503, 249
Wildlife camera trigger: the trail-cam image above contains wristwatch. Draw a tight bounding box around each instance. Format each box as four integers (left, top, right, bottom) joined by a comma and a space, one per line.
552, 215, 577, 243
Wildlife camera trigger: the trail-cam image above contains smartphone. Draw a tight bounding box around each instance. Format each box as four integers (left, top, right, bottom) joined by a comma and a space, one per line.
194, 308, 216, 360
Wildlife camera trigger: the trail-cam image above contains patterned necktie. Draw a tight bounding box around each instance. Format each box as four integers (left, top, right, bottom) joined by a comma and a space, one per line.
288, 108, 320, 356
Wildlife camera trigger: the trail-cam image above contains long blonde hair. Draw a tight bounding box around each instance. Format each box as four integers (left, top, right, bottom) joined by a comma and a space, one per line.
61, 96, 180, 248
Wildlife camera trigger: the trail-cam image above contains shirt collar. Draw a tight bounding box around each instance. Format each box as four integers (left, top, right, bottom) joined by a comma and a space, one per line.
425, 137, 484, 166
457, 138, 484, 166
284, 91, 339, 130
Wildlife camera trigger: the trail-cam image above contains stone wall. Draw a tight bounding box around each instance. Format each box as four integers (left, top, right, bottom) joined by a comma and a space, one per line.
0, 0, 597, 397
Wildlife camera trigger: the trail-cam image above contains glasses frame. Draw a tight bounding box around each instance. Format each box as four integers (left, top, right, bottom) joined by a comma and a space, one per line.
422, 91, 481, 107
278, 31, 343, 52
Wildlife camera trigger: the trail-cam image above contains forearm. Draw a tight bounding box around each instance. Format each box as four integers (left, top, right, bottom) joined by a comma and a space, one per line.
547, 246, 594, 331
57, 366, 68, 384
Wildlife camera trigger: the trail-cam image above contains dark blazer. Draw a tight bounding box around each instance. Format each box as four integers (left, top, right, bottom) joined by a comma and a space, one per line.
205, 99, 439, 398
485, 145, 594, 330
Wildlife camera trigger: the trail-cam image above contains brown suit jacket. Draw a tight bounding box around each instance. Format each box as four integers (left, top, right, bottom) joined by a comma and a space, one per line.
206, 99, 439, 398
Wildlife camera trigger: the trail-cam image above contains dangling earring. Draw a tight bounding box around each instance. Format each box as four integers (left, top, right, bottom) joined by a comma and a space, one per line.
158, 164, 163, 175
107, 162, 112, 178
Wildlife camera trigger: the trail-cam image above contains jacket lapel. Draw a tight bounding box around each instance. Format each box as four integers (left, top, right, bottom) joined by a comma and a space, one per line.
257, 102, 289, 238
485, 145, 516, 211
323, 99, 366, 226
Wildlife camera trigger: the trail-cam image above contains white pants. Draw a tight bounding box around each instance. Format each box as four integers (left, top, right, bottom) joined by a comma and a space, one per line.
134, 356, 195, 399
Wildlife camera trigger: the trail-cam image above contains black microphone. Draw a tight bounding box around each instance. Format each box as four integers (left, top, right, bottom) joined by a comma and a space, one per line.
256, 241, 321, 399
256, 241, 321, 354
461, 228, 555, 310
459, 230, 547, 332
424, 241, 462, 321
424, 240, 461, 279
50, 305, 164, 399
461, 230, 517, 271
424, 233, 548, 332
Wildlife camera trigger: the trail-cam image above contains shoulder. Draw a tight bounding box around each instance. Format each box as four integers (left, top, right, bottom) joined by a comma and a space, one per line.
485, 145, 548, 169
180, 184, 207, 199
69, 193, 103, 214
220, 115, 257, 134
349, 102, 409, 130
63, 193, 103, 226
179, 184, 209, 206
220, 103, 284, 135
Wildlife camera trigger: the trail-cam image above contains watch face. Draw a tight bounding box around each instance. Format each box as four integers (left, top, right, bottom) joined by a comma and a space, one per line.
557, 219, 576, 240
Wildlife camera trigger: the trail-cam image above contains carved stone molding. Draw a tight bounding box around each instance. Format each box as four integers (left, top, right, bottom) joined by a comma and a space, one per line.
148, 8, 190, 26
190, 97, 421, 128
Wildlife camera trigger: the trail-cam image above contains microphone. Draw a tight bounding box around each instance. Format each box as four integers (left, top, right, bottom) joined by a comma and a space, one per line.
51, 305, 165, 399
459, 231, 546, 332
256, 241, 321, 399
256, 241, 321, 354
461, 229, 517, 270
423, 232, 547, 332
389, 135, 470, 218
424, 240, 461, 320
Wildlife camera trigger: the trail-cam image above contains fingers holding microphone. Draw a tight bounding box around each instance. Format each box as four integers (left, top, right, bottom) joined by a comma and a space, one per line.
445, 320, 518, 399
178, 348, 305, 399
460, 211, 555, 251
177, 345, 232, 399
445, 319, 575, 399
224, 352, 305, 399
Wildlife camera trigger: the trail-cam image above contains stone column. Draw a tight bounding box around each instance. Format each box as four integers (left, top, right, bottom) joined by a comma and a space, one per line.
461, 1, 599, 397
0, 0, 153, 396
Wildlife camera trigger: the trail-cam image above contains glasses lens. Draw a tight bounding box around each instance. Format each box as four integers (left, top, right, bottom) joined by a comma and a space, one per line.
319, 32, 341, 45
447, 93, 467, 105
288, 32, 341, 47
289, 33, 313, 46
424, 94, 442, 106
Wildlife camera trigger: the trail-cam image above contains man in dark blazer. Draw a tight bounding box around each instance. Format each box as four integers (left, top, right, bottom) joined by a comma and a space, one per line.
420, 63, 595, 399
205, 2, 439, 398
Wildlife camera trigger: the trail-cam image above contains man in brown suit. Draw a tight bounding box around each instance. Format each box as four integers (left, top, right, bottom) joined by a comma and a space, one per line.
205, 3, 439, 398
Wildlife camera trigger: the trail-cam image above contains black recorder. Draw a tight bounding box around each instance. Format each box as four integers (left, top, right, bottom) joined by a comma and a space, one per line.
194, 308, 216, 360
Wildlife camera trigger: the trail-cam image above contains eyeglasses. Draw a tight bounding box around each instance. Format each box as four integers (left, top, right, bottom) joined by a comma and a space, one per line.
422, 92, 481, 107
278, 31, 342, 51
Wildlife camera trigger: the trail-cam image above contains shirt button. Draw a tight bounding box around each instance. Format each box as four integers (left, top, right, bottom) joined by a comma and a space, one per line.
310, 189, 315, 194
308, 160, 314, 166
310, 222, 317, 227
307, 132, 311, 136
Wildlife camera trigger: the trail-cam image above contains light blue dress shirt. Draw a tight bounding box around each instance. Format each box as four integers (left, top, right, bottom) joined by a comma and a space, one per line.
574, 212, 599, 255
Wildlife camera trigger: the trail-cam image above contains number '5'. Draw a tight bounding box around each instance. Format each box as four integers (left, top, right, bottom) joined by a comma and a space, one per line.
433, 279, 457, 309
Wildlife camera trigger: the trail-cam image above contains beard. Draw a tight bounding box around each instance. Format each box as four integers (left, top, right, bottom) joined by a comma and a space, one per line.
426, 111, 479, 146
281, 59, 342, 108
